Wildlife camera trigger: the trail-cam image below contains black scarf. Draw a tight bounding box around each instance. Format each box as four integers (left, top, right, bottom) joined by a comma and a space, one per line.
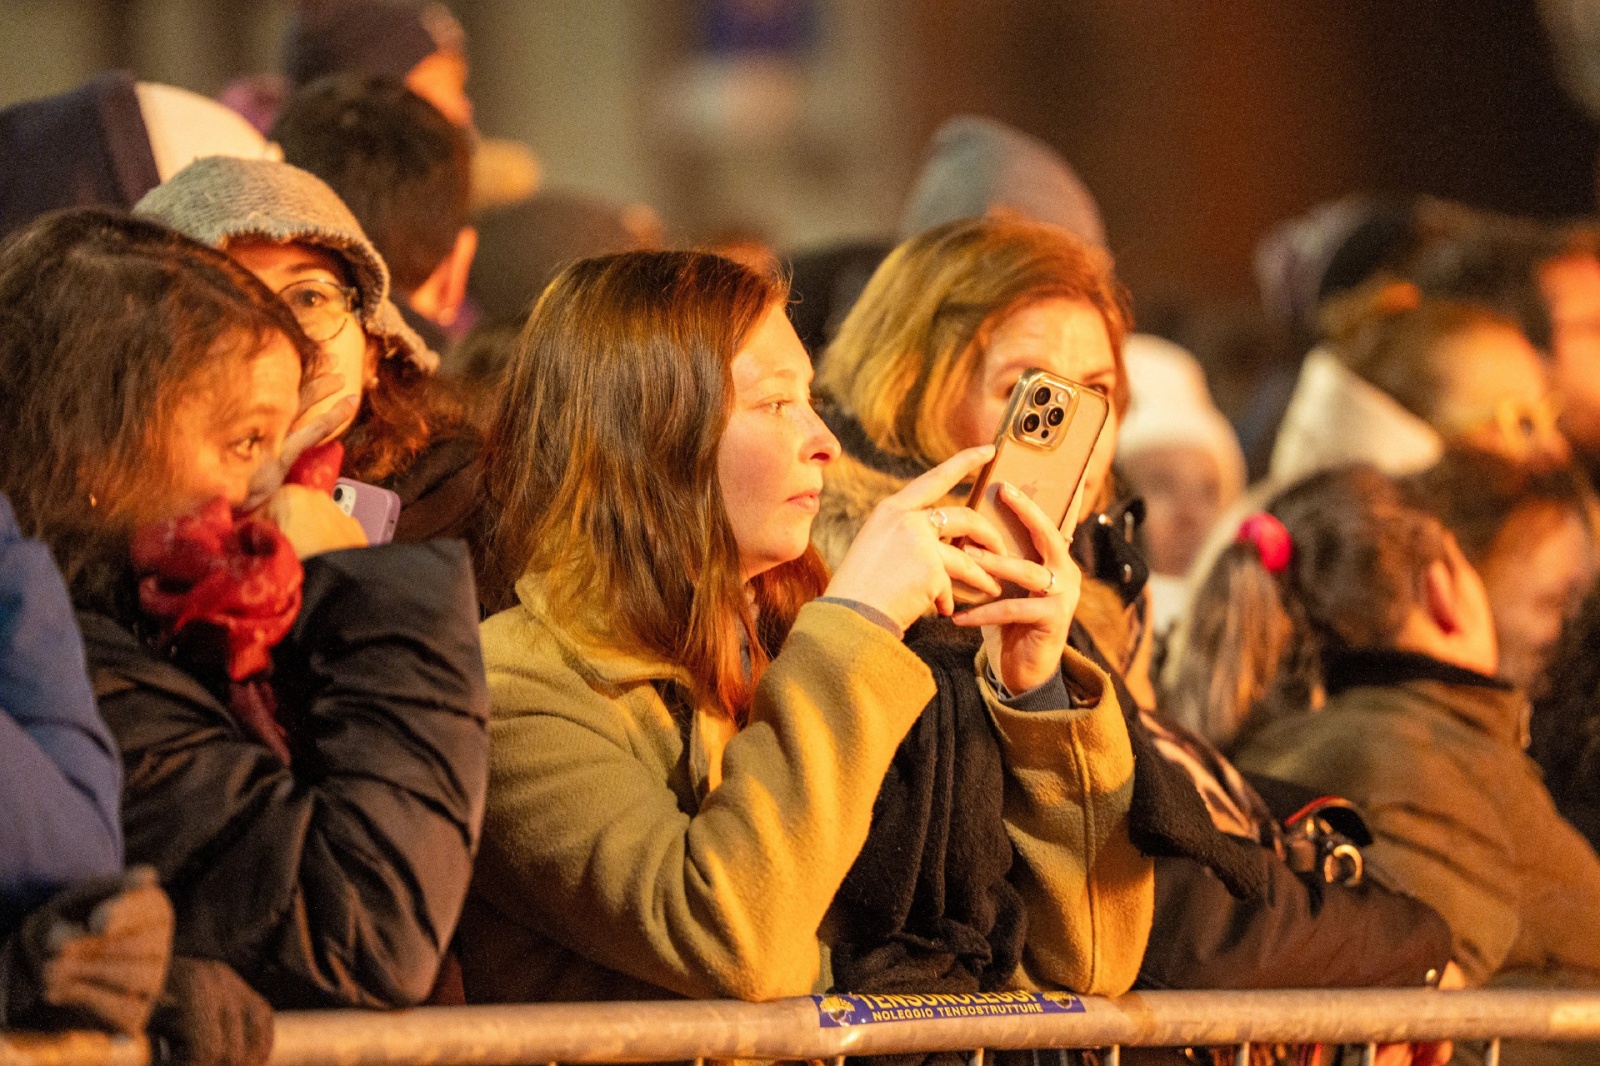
826, 618, 1026, 1066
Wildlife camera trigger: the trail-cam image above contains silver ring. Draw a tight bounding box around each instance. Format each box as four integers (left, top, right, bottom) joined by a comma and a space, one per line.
1041, 569, 1057, 595
928, 508, 948, 534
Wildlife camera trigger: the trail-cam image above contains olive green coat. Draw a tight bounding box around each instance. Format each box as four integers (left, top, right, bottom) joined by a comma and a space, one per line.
458, 576, 1151, 1003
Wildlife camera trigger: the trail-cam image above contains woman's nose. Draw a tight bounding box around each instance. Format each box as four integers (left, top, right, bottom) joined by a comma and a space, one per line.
1535, 425, 1572, 466
807, 410, 841, 464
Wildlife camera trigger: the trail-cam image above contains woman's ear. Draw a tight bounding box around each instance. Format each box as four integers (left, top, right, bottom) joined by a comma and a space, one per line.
1423, 556, 1465, 636
363, 335, 381, 388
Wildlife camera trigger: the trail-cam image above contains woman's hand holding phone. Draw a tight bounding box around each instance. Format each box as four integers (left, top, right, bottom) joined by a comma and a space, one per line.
266, 484, 368, 559
953, 480, 1085, 696
825, 445, 1010, 632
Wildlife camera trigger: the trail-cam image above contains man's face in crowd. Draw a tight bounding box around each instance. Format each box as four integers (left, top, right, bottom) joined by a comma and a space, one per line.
1541, 252, 1600, 455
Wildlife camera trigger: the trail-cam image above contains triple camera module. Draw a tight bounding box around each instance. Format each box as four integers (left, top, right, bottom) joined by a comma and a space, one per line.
1014, 382, 1074, 448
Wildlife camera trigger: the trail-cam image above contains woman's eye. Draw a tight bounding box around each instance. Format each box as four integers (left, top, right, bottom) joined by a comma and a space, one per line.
230, 433, 264, 460
285, 287, 328, 311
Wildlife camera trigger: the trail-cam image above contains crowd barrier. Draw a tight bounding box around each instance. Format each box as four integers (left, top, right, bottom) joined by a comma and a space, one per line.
7, 989, 1600, 1066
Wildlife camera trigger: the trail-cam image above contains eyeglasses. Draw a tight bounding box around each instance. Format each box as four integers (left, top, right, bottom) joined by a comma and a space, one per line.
277, 279, 361, 343
1443, 395, 1565, 459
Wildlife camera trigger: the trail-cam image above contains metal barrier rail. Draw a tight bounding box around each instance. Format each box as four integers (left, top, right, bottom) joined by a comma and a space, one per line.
7, 989, 1600, 1066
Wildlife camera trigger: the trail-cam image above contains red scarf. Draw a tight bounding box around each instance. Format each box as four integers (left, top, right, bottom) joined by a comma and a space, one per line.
130, 443, 344, 763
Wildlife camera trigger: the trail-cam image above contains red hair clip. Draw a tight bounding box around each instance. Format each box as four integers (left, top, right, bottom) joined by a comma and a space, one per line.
1236, 513, 1293, 574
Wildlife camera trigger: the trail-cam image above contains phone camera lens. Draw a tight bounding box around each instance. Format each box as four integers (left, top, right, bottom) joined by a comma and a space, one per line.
1022, 412, 1041, 433
1046, 405, 1065, 426
1032, 386, 1053, 407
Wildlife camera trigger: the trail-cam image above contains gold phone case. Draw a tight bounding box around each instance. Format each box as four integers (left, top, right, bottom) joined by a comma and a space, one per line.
956, 368, 1110, 603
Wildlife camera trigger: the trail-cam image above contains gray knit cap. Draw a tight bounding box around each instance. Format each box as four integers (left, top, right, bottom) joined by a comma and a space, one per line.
134, 155, 438, 372
899, 115, 1107, 248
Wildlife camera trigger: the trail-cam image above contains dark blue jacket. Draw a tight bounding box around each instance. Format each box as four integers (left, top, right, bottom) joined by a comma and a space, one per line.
83, 540, 489, 1009
0, 495, 123, 933
0, 70, 160, 242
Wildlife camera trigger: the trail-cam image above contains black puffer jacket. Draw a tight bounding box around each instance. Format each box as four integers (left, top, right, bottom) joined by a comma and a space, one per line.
80, 541, 490, 1009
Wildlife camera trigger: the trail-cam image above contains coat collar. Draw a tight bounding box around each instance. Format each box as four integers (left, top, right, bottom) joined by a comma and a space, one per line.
76, 610, 224, 709
514, 573, 738, 799
1324, 647, 1529, 749
513, 573, 692, 688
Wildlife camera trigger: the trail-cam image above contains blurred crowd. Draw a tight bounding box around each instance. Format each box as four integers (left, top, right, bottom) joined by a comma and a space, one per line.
6, 3, 1600, 1066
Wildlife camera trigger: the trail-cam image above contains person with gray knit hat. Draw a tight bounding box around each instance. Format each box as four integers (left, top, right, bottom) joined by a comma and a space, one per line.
898, 115, 1107, 247
136, 155, 481, 546
137, 155, 435, 371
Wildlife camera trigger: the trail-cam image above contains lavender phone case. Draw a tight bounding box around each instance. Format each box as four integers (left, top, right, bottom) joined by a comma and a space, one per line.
333, 478, 402, 545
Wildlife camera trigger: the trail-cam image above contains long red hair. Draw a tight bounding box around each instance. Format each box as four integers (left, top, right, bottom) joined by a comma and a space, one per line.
479, 251, 828, 721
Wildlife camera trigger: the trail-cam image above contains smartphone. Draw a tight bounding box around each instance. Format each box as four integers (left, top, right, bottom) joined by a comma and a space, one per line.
332, 478, 401, 545
956, 369, 1110, 603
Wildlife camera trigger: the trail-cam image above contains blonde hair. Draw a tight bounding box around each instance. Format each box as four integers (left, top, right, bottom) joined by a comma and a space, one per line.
819, 215, 1131, 468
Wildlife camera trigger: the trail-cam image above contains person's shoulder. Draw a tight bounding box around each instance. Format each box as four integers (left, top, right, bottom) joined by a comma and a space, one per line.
478, 603, 663, 753
480, 602, 593, 700
390, 433, 483, 542
392, 430, 482, 502
1235, 693, 1451, 802
75, 610, 231, 736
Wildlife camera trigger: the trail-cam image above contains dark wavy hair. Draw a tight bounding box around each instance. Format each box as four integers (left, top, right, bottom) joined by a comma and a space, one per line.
1166, 465, 1449, 748
0, 209, 317, 606
479, 250, 829, 721
340, 351, 471, 484
272, 73, 472, 293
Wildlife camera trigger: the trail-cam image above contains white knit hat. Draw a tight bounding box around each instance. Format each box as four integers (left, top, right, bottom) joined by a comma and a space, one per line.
134, 82, 278, 182
133, 155, 438, 372
1269, 346, 1443, 483
1117, 334, 1247, 503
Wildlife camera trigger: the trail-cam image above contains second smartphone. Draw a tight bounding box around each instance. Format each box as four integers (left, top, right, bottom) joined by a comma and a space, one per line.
957, 368, 1110, 603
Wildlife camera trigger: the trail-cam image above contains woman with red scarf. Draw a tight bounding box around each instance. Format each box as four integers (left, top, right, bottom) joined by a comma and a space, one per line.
0, 209, 490, 1009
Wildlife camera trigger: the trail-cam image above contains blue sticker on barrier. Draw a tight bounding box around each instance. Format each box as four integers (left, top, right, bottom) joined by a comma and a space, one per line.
813, 991, 1085, 1027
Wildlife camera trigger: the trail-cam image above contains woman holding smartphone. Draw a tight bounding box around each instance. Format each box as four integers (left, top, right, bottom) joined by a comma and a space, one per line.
457, 249, 1151, 1002
0, 210, 489, 1009
817, 216, 1457, 1006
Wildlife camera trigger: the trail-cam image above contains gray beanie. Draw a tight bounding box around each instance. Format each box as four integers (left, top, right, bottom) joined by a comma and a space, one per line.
899, 115, 1107, 248
134, 155, 438, 372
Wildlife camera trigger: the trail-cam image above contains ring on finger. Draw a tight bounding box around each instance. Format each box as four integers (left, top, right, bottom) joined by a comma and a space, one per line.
928, 508, 949, 535
1039, 568, 1057, 596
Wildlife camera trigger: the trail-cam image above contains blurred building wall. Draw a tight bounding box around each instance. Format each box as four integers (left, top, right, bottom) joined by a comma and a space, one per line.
0, 0, 1593, 309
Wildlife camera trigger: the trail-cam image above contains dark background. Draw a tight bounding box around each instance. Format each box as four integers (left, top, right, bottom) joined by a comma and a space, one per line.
4, 0, 1596, 311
